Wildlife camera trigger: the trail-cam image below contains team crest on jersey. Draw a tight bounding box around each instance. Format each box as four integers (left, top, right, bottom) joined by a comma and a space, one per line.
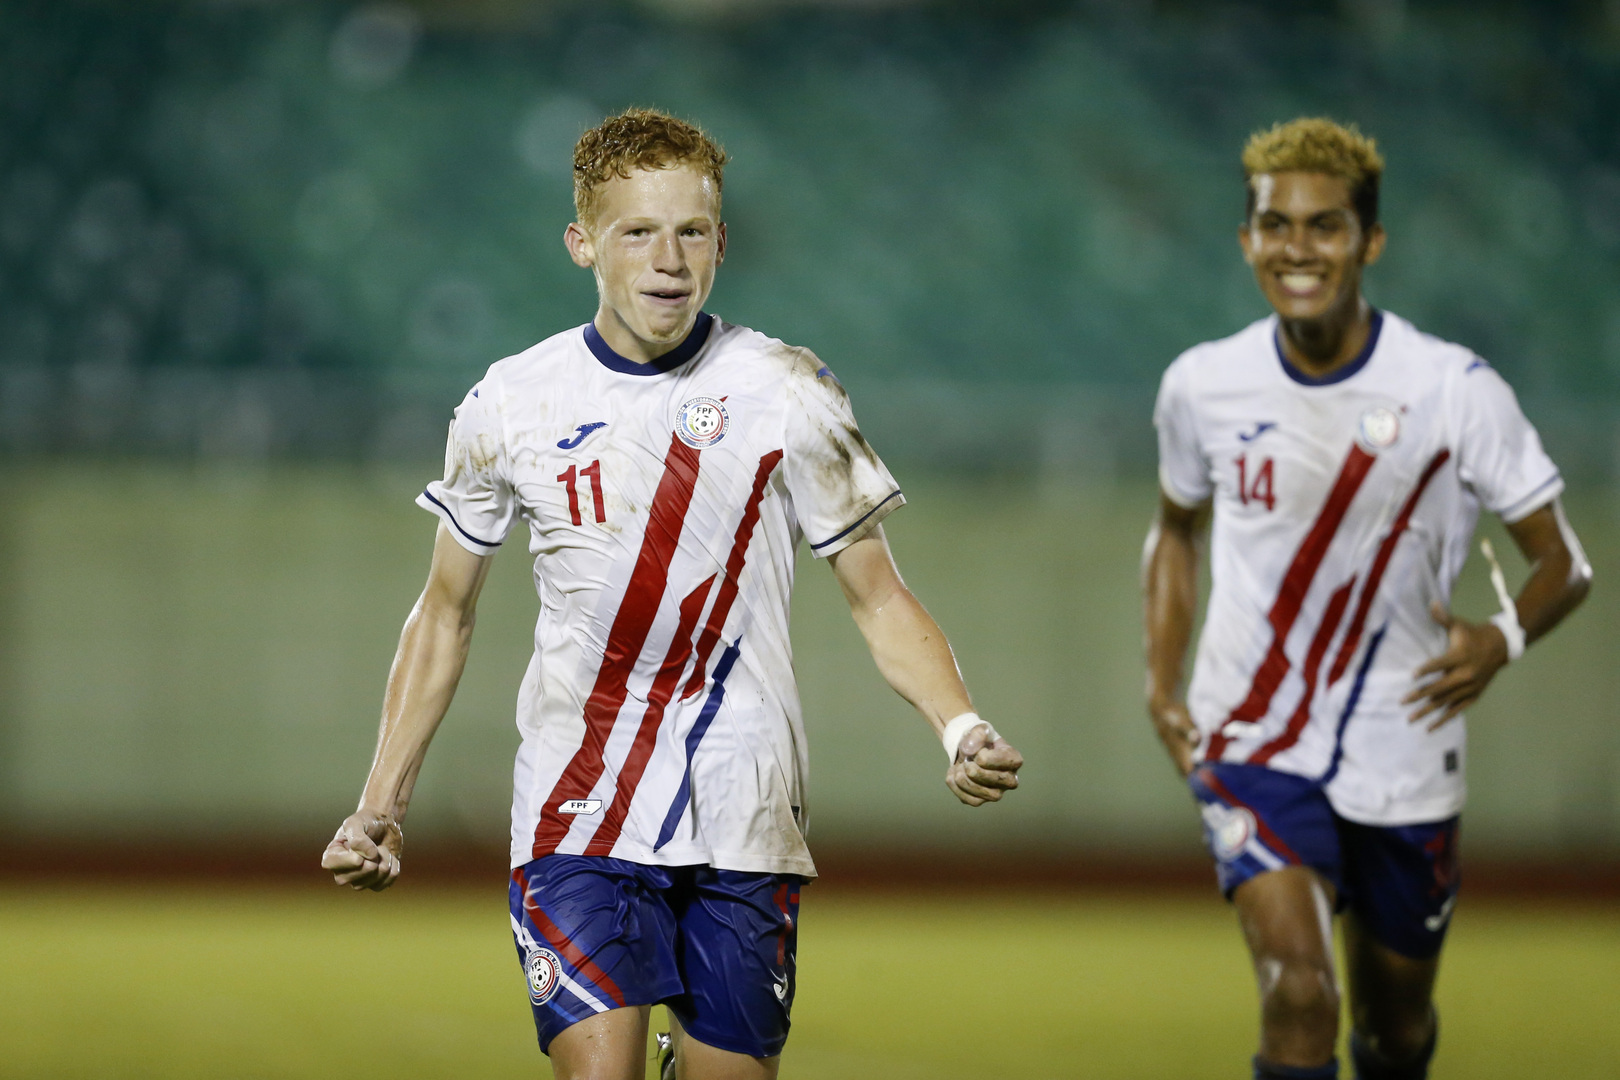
1201, 802, 1256, 862
525, 947, 563, 1005
1357, 406, 1401, 451
675, 396, 729, 449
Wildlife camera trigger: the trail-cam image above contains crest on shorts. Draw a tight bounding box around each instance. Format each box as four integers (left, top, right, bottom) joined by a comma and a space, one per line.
525, 947, 563, 1005
675, 396, 729, 449
1201, 802, 1256, 862
1357, 406, 1400, 452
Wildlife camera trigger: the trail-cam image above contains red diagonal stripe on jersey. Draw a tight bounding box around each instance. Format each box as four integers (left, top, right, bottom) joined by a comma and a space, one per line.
682, 449, 785, 701
1204, 444, 1376, 762
1326, 448, 1452, 687
582, 573, 717, 857
1201, 771, 1301, 865
514, 867, 626, 1007
1247, 575, 1357, 766
531, 434, 703, 859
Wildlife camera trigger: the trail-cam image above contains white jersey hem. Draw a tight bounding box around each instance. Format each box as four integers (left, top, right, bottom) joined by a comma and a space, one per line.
416, 491, 505, 555
507, 848, 819, 879
807, 490, 906, 558
1497, 472, 1564, 523
1326, 791, 1466, 828
1157, 466, 1210, 510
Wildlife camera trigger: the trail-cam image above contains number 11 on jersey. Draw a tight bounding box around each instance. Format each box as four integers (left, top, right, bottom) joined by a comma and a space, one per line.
1234, 454, 1276, 511
557, 460, 607, 525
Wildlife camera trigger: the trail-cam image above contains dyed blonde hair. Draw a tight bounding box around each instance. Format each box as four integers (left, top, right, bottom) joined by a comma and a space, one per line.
1243, 117, 1385, 228
572, 108, 728, 227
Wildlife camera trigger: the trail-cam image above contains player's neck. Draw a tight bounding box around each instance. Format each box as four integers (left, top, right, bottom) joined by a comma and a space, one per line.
592, 306, 696, 365
1276, 294, 1373, 380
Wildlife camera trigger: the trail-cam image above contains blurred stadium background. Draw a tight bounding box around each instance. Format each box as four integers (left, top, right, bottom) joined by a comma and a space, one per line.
1, 0, 1617, 1076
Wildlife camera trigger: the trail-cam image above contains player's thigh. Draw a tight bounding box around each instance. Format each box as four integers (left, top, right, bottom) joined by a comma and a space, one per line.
509, 856, 684, 1056
1338, 816, 1455, 1035
665, 869, 802, 1061
549, 1004, 653, 1080
668, 1011, 780, 1080
1233, 864, 1339, 977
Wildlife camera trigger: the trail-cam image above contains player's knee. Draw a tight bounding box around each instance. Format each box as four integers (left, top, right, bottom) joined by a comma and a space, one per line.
1361, 1019, 1431, 1061
1261, 958, 1340, 1033
1351, 1010, 1437, 1077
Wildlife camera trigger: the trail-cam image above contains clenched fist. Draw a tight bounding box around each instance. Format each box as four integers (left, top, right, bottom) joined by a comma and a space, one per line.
321, 811, 404, 891
946, 724, 1024, 807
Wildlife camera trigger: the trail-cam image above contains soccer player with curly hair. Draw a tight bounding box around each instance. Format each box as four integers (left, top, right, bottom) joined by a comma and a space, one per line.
321, 108, 1023, 1080
1143, 118, 1591, 1080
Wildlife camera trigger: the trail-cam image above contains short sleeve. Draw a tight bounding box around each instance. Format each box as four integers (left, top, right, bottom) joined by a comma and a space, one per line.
416, 378, 517, 553
1453, 359, 1563, 522
1154, 357, 1213, 508
782, 355, 905, 558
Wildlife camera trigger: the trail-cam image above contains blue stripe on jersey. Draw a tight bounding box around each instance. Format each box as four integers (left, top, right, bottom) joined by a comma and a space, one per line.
808, 489, 904, 551
1317, 623, 1386, 787
421, 489, 503, 548
1275, 309, 1384, 387
584, 312, 714, 375
654, 637, 743, 852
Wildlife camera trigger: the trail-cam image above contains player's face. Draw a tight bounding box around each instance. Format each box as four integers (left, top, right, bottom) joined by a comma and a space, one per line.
566, 164, 725, 360
1239, 171, 1385, 323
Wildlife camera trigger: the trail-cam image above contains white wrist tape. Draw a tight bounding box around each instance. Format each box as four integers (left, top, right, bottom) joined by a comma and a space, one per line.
1489, 610, 1525, 662
942, 712, 999, 762
1481, 539, 1525, 662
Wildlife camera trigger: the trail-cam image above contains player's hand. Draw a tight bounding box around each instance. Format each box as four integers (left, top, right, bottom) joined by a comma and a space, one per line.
1403, 602, 1509, 731
945, 724, 1023, 807
1147, 696, 1200, 777
321, 810, 404, 891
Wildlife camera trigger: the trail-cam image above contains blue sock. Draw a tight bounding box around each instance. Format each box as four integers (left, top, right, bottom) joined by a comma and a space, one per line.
1253, 1057, 1339, 1079
1350, 1021, 1438, 1080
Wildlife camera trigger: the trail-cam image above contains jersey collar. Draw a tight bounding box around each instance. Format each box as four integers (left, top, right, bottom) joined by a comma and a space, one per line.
1274, 309, 1384, 387
584, 312, 714, 376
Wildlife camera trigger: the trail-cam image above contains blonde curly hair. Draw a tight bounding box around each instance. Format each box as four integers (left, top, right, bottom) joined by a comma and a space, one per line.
1243, 117, 1385, 228
573, 107, 728, 227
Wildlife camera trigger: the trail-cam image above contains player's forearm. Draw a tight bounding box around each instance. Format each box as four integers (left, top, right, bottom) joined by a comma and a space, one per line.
1514, 542, 1590, 646
849, 587, 974, 736
1143, 517, 1200, 704
357, 597, 477, 820
1507, 500, 1592, 647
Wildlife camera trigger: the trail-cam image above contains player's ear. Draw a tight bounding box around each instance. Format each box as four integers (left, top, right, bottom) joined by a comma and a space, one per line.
1360, 222, 1387, 268
715, 221, 727, 267
1238, 222, 1257, 266
565, 221, 595, 268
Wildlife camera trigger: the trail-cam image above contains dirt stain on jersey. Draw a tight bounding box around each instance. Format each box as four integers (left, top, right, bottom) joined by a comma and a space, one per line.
779, 342, 888, 535
466, 432, 501, 474
442, 383, 506, 484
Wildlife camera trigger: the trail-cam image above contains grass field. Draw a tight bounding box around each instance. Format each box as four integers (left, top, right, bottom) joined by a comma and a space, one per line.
1, 885, 1616, 1079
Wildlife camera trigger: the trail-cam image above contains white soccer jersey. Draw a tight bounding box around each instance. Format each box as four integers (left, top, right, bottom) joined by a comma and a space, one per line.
1155, 310, 1562, 825
418, 314, 903, 877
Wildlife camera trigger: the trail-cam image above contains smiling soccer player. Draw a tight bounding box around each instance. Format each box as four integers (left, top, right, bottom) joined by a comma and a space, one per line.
320, 109, 1022, 1080
1143, 118, 1591, 1080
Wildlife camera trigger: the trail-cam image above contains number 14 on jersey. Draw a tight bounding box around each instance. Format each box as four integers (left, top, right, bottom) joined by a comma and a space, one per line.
1234, 454, 1275, 511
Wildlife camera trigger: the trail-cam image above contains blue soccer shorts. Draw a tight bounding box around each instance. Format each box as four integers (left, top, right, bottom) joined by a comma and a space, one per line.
1189, 763, 1460, 959
508, 855, 804, 1057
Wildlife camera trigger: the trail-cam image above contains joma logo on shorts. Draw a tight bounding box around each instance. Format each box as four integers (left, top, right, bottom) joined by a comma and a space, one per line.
560, 799, 603, 815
